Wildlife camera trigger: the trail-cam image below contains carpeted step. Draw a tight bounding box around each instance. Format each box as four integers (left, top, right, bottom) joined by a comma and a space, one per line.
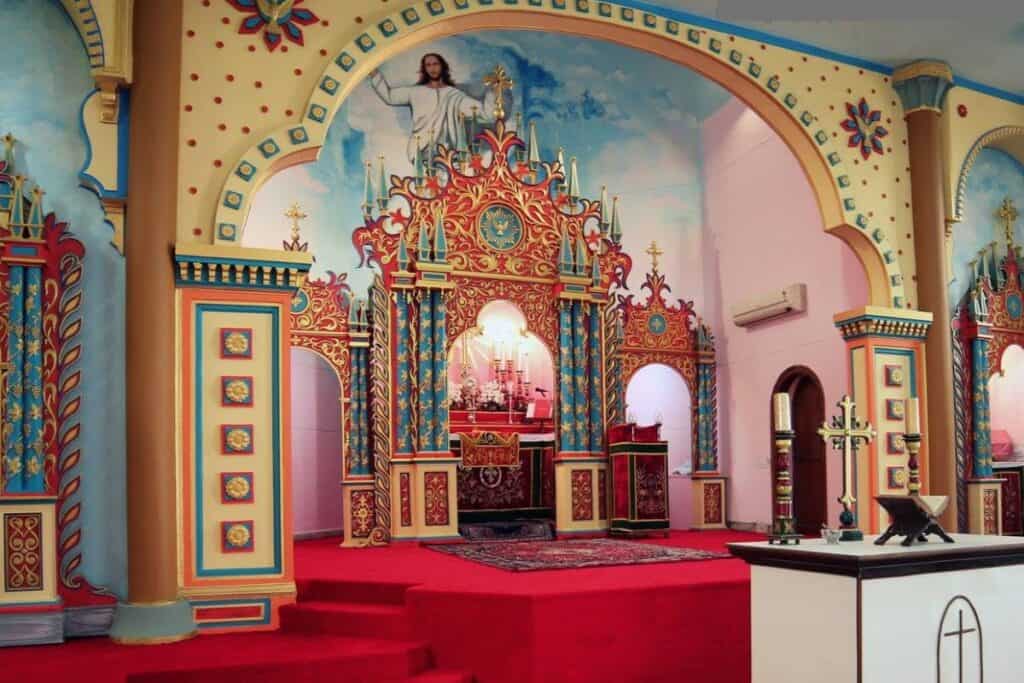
296, 577, 414, 605
280, 600, 413, 640
405, 668, 475, 682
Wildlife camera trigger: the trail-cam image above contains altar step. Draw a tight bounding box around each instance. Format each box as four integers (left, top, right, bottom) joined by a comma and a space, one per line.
280, 578, 475, 682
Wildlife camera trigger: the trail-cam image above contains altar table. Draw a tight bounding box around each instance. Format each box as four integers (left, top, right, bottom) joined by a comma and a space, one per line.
728, 534, 1024, 683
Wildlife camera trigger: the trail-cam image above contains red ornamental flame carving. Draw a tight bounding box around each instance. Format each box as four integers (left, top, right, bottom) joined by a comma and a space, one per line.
351, 122, 632, 292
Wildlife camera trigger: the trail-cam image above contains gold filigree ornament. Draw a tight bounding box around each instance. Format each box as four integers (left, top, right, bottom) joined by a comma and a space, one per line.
224, 332, 250, 355
225, 476, 251, 500
225, 379, 251, 404
226, 428, 251, 452
226, 523, 251, 548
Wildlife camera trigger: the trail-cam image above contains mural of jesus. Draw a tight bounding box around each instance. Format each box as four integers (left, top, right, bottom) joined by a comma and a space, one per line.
369, 53, 497, 164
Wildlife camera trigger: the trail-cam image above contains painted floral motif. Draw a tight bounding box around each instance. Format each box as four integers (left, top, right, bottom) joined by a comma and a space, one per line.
703, 482, 723, 525
840, 98, 889, 160
227, 0, 319, 52
223, 425, 253, 454
4, 513, 42, 592
424, 472, 450, 526
221, 328, 252, 357
222, 377, 253, 405
223, 474, 253, 501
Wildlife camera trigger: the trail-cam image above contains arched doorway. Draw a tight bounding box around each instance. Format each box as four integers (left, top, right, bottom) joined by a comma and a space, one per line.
771, 366, 827, 535
290, 348, 344, 539
626, 363, 693, 529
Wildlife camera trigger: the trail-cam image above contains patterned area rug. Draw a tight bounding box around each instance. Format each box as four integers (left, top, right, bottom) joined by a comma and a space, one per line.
427, 538, 729, 572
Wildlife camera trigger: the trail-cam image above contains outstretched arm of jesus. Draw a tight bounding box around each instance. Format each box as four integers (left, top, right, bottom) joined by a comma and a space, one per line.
456, 87, 498, 121
369, 69, 411, 106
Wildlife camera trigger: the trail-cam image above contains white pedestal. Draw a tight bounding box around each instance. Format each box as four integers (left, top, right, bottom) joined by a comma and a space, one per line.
729, 534, 1024, 683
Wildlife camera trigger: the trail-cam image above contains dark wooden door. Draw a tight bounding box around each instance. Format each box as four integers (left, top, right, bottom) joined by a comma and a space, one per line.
790, 375, 827, 535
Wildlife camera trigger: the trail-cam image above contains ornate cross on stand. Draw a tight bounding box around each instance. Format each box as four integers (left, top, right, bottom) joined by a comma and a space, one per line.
483, 65, 514, 122
645, 241, 663, 271
817, 395, 875, 541
282, 202, 309, 252
997, 197, 1018, 246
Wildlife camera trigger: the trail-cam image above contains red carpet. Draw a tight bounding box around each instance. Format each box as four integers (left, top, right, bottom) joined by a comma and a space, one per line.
0, 530, 758, 683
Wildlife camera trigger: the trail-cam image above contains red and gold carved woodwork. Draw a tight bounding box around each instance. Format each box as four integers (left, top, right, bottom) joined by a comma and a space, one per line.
350, 490, 375, 539
4, 512, 43, 592
459, 432, 520, 468
399, 472, 412, 527
448, 276, 559, 355
571, 469, 594, 521
423, 472, 450, 527
289, 272, 351, 394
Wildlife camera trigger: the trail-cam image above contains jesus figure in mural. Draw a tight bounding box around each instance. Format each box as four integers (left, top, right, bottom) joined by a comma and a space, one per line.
369, 53, 497, 164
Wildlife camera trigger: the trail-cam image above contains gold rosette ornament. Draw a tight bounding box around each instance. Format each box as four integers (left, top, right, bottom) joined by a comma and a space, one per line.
225, 379, 251, 404
224, 331, 250, 355
225, 476, 251, 500
226, 428, 251, 452
225, 523, 251, 548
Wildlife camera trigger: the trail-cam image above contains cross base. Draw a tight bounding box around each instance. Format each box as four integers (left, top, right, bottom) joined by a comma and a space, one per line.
840, 528, 863, 542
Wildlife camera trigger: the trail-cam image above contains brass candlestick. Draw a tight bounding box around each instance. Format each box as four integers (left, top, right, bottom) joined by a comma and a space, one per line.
903, 433, 922, 495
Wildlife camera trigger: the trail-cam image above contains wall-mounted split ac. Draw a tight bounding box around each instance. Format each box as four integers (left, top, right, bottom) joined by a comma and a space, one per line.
730, 283, 807, 327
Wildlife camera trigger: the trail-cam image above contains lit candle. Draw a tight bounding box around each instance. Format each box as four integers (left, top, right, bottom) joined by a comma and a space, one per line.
906, 397, 920, 435
772, 393, 791, 432
524, 351, 530, 383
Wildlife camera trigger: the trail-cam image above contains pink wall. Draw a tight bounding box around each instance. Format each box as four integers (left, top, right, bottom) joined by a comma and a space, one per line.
990, 344, 1024, 458
701, 98, 869, 528
290, 348, 345, 536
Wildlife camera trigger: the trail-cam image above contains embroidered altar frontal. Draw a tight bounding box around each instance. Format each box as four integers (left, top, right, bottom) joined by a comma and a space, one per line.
454, 434, 555, 519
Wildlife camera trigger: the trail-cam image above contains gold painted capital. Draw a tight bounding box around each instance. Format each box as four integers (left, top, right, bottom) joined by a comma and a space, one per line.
892, 61, 953, 85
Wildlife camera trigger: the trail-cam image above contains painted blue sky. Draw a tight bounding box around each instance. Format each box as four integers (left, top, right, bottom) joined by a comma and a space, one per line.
244, 29, 732, 301
949, 148, 1024, 308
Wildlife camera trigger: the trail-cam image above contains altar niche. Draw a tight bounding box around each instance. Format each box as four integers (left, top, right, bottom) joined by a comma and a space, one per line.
448, 300, 557, 533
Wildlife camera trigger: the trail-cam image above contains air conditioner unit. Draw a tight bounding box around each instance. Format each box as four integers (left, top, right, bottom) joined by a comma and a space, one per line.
731, 283, 807, 327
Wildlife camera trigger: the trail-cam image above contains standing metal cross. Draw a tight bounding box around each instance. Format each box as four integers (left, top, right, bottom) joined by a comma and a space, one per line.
483, 65, 514, 121
818, 394, 875, 540
997, 197, 1018, 245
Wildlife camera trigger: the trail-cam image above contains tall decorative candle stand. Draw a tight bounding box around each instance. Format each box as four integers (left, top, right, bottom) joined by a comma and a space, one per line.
770, 393, 800, 544
903, 397, 922, 496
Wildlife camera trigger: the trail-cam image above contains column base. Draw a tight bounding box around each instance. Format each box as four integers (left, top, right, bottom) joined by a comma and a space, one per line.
691, 473, 727, 530
109, 599, 197, 645
967, 478, 1003, 535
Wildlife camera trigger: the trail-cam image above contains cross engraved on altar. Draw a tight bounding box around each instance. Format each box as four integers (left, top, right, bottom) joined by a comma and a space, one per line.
817, 395, 874, 541
482, 65, 513, 121
938, 597, 984, 683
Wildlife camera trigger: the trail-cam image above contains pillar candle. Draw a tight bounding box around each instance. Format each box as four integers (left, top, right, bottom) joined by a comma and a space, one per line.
772, 392, 791, 432
906, 397, 920, 435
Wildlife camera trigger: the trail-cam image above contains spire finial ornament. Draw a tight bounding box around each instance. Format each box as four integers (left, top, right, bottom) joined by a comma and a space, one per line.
483, 65, 513, 121
997, 197, 1018, 246
645, 240, 663, 271
283, 202, 309, 251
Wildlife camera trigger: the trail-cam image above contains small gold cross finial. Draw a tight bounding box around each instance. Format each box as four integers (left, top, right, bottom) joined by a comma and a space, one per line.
285, 202, 307, 241
997, 197, 1018, 245
483, 65, 514, 121
645, 240, 664, 271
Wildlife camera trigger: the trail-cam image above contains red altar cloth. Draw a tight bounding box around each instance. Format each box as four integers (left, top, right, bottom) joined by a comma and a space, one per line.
450, 409, 552, 434
608, 422, 662, 443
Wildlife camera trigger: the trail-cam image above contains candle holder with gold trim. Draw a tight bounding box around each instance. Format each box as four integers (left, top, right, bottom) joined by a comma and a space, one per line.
903, 432, 922, 495
770, 429, 801, 544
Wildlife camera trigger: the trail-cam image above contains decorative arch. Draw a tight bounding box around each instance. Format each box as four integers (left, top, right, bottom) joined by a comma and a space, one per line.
953, 125, 1024, 224
212, 2, 901, 308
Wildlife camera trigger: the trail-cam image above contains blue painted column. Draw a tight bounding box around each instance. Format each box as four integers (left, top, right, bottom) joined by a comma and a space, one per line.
395, 291, 414, 454
432, 289, 448, 452
21, 267, 44, 491
417, 291, 435, 452
3, 266, 26, 493
971, 337, 993, 478
696, 362, 717, 472
588, 303, 603, 453
571, 300, 588, 451
558, 300, 576, 452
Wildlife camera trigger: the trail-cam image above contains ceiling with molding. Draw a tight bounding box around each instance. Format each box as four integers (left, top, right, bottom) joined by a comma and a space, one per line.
647, 1, 1024, 98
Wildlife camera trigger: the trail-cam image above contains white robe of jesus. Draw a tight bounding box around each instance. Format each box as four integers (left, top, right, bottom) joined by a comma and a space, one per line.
370, 72, 496, 163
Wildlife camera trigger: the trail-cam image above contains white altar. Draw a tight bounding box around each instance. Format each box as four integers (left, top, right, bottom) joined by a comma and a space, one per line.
729, 534, 1024, 683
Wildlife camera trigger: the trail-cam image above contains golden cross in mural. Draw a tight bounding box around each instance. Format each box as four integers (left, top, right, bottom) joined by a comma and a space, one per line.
997, 197, 1018, 245
483, 65, 513, 121
645, 241, 664, 271
285, 202, 307, 242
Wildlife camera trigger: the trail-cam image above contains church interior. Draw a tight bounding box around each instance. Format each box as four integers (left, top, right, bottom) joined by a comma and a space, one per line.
3, 1, 1024, 681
